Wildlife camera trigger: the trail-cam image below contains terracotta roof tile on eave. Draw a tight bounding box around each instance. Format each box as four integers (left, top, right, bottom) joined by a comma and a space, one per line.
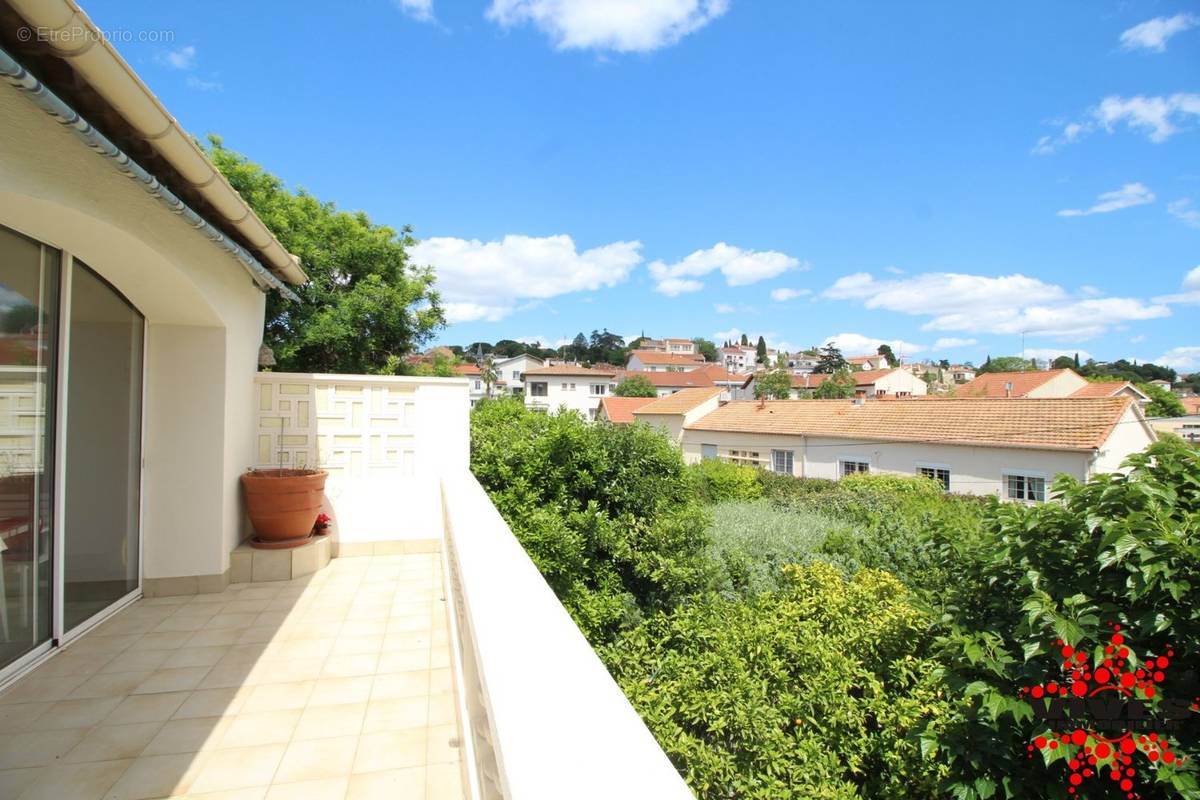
634, 387, 724, 415
683, 397, 1134, 451
628, 350, 706, 366
957, 369, 1076, 398
626, 370, 716, 388
600, 396, 656, 423
525, 365, 616, 377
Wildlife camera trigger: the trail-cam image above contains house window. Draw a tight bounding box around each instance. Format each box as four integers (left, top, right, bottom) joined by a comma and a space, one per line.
529, 382, 548, 397
1006, 473, 1046, 502
511, 370, 520, 380
473, 380, 481, 390
591, 384, 606, 396
839, 459, 870, 477
917, 465, 950, 491
771, 450, 794, 474
701, 444, 718, 461
727, 449, 763, 466
570, 382, 576, 390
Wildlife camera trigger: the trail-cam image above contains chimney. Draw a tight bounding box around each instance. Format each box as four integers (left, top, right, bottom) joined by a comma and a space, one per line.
851, 396, 865, 406
1004, 381, 1013, 398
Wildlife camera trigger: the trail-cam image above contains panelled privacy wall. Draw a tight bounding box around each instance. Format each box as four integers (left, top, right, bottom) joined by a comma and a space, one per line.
252, 374, 471, 550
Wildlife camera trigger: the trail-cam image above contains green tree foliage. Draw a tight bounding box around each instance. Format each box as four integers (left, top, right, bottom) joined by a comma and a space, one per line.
688, 459, 764, 504
740, 332, 750, 346
470, 399, 712, 641
614, 375, 658, 397
815, 344, 848, 373
207, 136, 443, 373
587, 329, 628, 365
756, 335, 768, 363
877, 343, 898, 367
813, 369, 856, 398
754, 369, 793, 399
1139, 381, 1187, 417
692, 337, 719, 362
976, 355, 1035, 374
1078, 358, 1177, 384
1050, 355, 1075, 370
604, 564, 954, 800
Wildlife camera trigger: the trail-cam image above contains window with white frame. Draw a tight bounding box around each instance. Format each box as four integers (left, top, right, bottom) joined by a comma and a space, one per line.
511, 370, 520, 380
591, 384, 606, 395
771, 449, 794, 474
727, 449, 763, 466
839, 459, 870, 477
474, 380, 481, 390
1005, 473, 1046, 502
917, 465, 950, 491
529, 382, 548, 397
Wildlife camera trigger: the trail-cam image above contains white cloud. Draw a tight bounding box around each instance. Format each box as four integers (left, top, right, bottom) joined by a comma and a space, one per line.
185, 75, 222, 92
1024, 347, 1092, 362
713, 326, 744, 343
1034, 94, 1200, 153
156, 45, 196, 70
823, 332, 925, 357
395, 0, 436, 21
1168, 198, 1200, 229
1154, 265, 1200, 305
770, 287, 810, 302
1057, 183, 1155, 217
1155, 346, 1200, 371
884, 265, 905, 275
486, 0, 729, 52
411, 234, 642, 323
1131, 334, 1146, 344
933, 337, 977, 349
1120, 13, 1198, 52
823, 271, 1169, 339
648, 242, 803, 296
713, 302, 755, 313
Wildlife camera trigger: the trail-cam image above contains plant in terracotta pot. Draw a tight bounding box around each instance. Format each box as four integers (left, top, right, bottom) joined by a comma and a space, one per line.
241, 436, 328, 550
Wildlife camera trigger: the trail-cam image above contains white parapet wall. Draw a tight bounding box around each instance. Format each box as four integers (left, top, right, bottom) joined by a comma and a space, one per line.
440, 470, 694, 800
252, 373, 470, 548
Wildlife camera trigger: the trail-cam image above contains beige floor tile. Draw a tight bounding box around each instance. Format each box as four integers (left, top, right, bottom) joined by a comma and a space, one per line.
0, 765, 43, 798
424, 724, 460, 766
322, 653, 379, 679
16, 757, 131, 800
236, 627, 279, 646
250, 659, 324, 686
334, 636, 384, 655
0, 728, 88, 768
428, 669, 453, 695
424, 762, 464, 800
293, 702, 366, 741
0, 673, 89, 705
162, 647, 230, 669
68, 671, 154, 699
133, 667, 212, 695
0, 702, 50, 733
309, 677, 373, 707
241, 682, 314, 714
381, 633, 430, 653
100, 649, 172, 674
178, 787, 266, 800
185, 629, 244, 649
362, 698, 427, 734
426, 694, 457, 727
31, 696, 123, 730
218, 710, 300, 749
264, 777, 348, 800
199, 667, 263, 691
129, 631, 194, 651
377, 649, 429, 674
205, 614, 259, 632
106, 752, 207, 800
64, 721, 162, 763
273, 735, 358, 783
29, 651, 110, 678
340, 620, 386, 638
153, 615, 210, 634
142, 717, 231, 756
67, 634, 140, 658
268, 639, 335, 661
352, 729, 427, 774
188, 744, 285, 794
346, 766, 424, 800
371, 671, 429, 701
106, 692, 191, 725
174, 688, 251, 720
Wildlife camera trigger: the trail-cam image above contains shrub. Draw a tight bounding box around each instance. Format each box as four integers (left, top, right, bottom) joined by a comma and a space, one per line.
705, 500, 854, 597
604, 564, 955, 799
688, 458, 763, 503
615, 374, 658, 397
470, 399, 712, 641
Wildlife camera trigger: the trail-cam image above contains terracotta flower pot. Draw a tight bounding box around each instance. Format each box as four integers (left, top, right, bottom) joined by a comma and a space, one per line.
241, 469, 328, 550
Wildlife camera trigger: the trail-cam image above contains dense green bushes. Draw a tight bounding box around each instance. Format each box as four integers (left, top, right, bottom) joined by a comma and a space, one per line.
471, 402, 1200, 799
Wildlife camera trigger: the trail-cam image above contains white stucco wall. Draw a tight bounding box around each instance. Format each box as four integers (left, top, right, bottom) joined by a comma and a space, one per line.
1028, 371, 1089, 398
870, 370, 929, 396
525, 377, 615, 418
1091, 405, 1157, 475
679, 429, 1101, 498
1, 84, 270, 581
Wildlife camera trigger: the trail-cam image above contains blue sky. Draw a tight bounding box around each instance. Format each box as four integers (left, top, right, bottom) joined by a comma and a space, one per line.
92, 1, 1199, 369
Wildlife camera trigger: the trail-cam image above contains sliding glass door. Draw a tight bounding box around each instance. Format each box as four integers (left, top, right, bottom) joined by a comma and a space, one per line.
62, 261, 143, 633
0, 226, 58, 671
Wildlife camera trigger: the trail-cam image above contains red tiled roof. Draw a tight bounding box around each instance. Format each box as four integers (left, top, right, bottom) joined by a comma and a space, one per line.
600, 396, 656, 424
957, 369, 1077, 398
627, 350, 706, 366
525, 365, 617, 377
623, 370, 715, 389
1181, 396, 1200, 415
1071, 381, 1143, 399
634, 387, 724, 415
684, 397, 1137, 452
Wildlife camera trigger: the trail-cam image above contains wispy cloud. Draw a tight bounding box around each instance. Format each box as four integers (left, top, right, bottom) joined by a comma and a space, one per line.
1154, 345, 1200, 371
648, 242, 804, 296
823, 332, 924, 356
770, 287, 810, 302
486, 0, 730, 53
1153, 265, 1200, 305
185, 75, 223, 92
1057, 183, 1155, 217
1119, 13, 1197, 53
394, 0, 436, 23
1168, 198, 1200, 229
1033, 93, 1200, 153
1024, 347, 1092, 362
155, 45, 196, 70
932, 337, 977, 349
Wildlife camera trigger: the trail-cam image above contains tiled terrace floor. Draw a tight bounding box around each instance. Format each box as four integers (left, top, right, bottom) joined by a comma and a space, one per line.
0, 553, 464, 800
